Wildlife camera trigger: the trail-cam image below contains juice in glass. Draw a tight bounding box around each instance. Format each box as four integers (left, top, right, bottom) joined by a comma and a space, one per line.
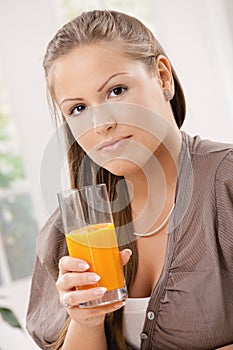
65, 222, 124, 291
58, 184, 127, 307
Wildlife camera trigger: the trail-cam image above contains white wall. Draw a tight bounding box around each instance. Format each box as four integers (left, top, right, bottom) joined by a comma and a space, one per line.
147, 0, 233, 142
0, 0, 60, 228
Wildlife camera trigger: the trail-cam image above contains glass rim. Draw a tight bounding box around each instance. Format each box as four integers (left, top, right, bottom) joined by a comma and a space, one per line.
57, 183, 107, 197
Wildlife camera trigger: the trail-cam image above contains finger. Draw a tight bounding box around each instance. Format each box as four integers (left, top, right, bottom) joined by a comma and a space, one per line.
79, 300, 126, 316
62, 291, 126, 316
57, 272, 101, 290
62, 287, 107, 307
59, 256, 90, 274
120, 249, 132, 266
64, 299, 126, 323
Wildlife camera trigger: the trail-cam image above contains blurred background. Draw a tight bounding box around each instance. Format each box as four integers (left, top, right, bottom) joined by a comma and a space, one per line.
0, 0, 232, 349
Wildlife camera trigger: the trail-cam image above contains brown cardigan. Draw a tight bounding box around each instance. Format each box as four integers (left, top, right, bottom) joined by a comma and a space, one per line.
26, 132, 233, 349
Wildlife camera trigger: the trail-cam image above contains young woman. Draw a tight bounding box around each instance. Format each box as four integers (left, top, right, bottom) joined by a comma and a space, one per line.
26, 10, 233, 350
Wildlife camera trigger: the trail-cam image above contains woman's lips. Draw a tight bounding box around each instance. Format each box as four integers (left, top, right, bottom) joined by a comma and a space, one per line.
98, 136, 132, 152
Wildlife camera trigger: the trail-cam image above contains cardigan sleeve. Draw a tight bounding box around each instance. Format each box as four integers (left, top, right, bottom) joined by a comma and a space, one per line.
26, 209, 69, 349
215, 150, 233, 274
26, 255, 68, 349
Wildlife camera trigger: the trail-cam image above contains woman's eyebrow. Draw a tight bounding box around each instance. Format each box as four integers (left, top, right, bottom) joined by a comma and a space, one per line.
59, 72, 129, 106
59, 97, 84, 106
97, 72, 128, 92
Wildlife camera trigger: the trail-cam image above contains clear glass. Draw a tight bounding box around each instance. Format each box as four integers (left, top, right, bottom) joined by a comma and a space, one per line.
58, 184, 127, 307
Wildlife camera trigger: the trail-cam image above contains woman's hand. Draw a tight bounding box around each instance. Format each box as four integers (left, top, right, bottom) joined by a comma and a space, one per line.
56, 249, 132, 329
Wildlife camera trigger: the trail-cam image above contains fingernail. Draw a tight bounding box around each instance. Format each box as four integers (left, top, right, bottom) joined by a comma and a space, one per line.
125, 249, 132, 256
114, 301, 126, 309
78, 262, 90, 271
87, 274, 101, 282
92, 287, 107, 295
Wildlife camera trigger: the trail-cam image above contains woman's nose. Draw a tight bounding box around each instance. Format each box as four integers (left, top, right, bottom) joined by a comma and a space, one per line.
93, 120, 117, 134
92, 104, 117, 135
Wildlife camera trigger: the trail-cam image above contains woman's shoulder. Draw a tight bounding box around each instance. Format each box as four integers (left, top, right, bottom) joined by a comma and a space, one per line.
214, 148, 233, 210
181, 131, 233, 183
214, 149, 233, 274
182, 131, 233, 157
179, 131, 233, 190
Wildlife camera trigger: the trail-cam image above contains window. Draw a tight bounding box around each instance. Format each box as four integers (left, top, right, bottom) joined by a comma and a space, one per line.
0, 80, 37, 285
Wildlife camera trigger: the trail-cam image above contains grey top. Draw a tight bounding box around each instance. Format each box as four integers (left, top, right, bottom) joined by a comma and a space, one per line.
26, 132, 233, 349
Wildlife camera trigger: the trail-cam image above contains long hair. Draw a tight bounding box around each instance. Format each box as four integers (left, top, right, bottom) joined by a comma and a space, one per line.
43, 9, 186, 349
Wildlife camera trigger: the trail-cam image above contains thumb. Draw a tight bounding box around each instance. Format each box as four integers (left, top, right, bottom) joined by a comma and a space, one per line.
120, 249, 132, 266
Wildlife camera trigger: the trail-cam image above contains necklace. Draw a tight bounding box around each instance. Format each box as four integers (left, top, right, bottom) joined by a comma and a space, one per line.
133, 204, 175, 237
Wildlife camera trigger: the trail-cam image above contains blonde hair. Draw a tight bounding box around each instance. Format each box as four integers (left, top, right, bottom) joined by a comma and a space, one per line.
43, 9, 186, 350
44, 10, 185, 127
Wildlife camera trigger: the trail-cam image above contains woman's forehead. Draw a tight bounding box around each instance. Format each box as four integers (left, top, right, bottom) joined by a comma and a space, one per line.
50, 45, 146, 90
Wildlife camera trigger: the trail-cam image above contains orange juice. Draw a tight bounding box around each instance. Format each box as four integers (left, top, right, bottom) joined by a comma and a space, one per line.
65, 223, 124, 291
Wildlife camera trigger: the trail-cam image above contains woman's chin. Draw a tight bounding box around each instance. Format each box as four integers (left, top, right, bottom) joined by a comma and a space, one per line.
102, 159, 142, 177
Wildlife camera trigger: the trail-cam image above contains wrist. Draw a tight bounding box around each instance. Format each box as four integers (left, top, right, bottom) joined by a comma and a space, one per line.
70, 318, 105, 332
62, 318, 107, 350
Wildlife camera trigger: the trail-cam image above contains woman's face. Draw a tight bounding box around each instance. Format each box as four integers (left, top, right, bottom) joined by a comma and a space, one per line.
52, 43, 177, 176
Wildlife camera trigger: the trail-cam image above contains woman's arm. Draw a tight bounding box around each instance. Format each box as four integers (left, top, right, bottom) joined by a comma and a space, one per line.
57, 250, 131, 349
62, 320, 107, 350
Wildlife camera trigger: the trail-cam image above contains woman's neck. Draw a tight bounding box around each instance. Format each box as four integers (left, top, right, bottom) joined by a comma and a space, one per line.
125, 130, 182, 233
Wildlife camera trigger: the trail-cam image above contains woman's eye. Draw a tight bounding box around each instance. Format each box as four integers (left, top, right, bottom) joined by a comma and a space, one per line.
70, 104, 86, 116
109, 86, 127, 98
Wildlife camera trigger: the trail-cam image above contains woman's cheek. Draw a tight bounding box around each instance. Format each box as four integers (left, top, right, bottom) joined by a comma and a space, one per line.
77, 133, 95, 153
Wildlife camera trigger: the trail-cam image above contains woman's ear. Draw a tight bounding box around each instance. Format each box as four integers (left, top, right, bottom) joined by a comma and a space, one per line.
156, 55, 174, 100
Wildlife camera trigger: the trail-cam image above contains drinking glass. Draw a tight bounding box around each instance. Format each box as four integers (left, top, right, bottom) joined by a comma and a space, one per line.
58, 184, 127, 308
